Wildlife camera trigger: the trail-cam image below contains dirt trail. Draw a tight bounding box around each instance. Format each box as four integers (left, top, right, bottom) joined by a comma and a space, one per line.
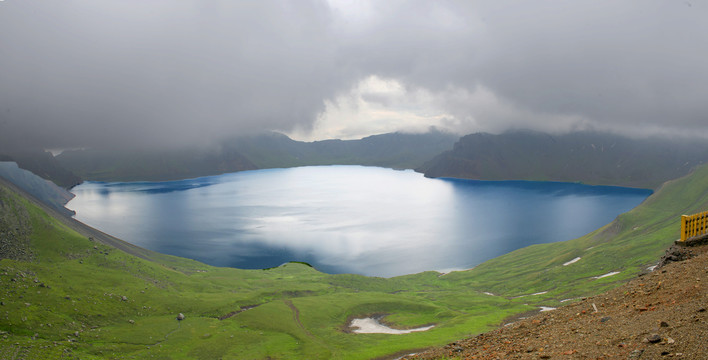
283, 299, 338, 357
283, 299, 317, 340
219, 304, 260, 320
148, 321, 181, 347
405, 242, 708, 359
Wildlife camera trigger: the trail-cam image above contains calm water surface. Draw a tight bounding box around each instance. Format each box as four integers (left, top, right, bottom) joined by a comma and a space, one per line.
67, 166, 651, 277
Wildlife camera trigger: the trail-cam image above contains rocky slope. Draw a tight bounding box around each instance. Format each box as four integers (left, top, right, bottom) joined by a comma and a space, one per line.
0, 162, 76, 217
0, 150, 81, 188
405, 240, 708, 359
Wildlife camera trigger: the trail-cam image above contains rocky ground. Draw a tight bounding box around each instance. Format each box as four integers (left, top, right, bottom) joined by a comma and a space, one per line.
404, 240, 708, 360
0, 187, 33, 261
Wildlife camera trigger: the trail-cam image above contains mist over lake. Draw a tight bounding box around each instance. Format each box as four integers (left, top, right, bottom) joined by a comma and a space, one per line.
67, 166, 651, 277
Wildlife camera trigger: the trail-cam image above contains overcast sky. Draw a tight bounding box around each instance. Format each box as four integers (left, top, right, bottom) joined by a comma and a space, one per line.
1, 0, 706, 150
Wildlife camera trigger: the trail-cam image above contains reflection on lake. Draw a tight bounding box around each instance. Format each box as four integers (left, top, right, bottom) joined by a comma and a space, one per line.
67, 166, 652, 277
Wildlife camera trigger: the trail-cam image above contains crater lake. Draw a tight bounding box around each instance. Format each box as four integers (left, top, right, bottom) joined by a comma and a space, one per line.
66, 166, 652, 277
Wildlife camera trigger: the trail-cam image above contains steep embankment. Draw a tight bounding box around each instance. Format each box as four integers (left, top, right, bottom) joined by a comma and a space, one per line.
0, 150, 81, 189
0, 162, 76, 217
407, 241, 708, 359
419, 131, 708, 189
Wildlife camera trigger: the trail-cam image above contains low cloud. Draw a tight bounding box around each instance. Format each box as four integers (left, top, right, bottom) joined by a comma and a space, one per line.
1, 1, 706, 150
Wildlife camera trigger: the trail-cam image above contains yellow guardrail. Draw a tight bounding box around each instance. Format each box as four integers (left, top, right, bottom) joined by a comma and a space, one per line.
681, 211, 708, 241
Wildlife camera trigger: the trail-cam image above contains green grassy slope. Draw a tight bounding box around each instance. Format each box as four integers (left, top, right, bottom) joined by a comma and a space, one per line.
2, 164, 707, 359
0, 181, 525, 359
442, 163, 708, 304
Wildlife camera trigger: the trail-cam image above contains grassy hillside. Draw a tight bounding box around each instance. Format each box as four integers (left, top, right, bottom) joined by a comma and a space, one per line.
2, 163, 708, 358
0, 179, 526, 359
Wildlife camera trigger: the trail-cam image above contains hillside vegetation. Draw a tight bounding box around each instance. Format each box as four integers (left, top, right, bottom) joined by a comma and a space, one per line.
2, 163, 708, 358
0, 178, 526, 359
419, 131, 708, 189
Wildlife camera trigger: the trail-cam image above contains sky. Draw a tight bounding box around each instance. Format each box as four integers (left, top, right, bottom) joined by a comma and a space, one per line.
0, 0, 706, 150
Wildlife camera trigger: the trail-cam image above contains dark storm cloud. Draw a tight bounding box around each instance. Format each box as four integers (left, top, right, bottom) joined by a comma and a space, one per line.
1, 0, 706, 150
0, 0, 348, 149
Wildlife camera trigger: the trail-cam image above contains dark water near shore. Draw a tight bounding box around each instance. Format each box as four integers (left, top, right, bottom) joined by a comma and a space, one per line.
67, 166, 651, 277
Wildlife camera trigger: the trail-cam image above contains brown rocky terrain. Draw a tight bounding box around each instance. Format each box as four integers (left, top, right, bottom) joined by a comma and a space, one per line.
404, 240, 708, 360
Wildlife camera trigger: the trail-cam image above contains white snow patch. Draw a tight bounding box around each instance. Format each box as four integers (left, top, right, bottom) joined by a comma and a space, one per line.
483, 292, 496, 296
511, 291, 548, 299
350, 318, 434, 334
539, 306, 556, 312
593, 271, 620, 279
560, 298, 579, 303
647, 265, 658, 271
563, 257, 581, 266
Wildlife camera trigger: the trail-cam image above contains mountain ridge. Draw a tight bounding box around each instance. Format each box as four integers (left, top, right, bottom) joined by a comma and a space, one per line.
55, 131, 458, 182
418, 131, 708, 189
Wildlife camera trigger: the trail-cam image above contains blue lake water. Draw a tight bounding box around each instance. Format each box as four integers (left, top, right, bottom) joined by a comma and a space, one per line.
66, 166, 652, 277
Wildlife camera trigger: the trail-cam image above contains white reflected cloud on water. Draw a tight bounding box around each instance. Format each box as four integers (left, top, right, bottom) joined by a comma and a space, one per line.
67, 166, 650, 277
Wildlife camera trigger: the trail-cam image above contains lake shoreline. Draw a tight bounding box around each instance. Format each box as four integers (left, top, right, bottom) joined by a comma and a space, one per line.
67, 166, 652, 277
